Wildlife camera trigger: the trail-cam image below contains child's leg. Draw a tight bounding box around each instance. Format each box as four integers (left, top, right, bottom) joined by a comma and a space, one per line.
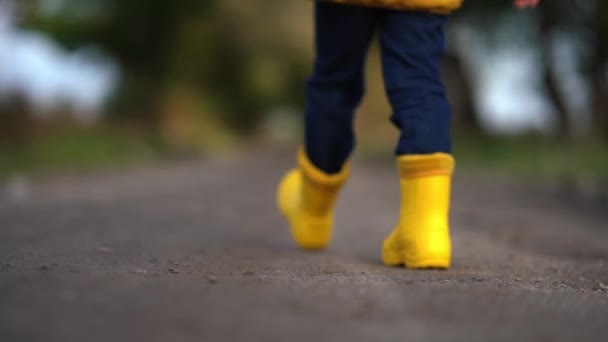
378, 11, 455, 269
305, 1, 376, 174
277, 1, 376, 249
379, 11, 451, 155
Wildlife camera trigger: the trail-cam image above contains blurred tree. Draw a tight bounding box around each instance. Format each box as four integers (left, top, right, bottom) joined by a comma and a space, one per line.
22, 0, 214, 125
21, 0, 310, 137
538, 0, 571, 140
443, 51, 482, 134
456, 0, 607, 141
533, 0, 608, 142
0, 92, 35, 146
449, 0, 516, 136
19, 0, 607, 144
589, 0, 608, 142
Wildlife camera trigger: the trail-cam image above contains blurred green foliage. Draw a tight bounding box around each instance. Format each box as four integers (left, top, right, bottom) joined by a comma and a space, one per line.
0, 125, 163, 180
22, 0, 310, 134
0, 0, 606, 180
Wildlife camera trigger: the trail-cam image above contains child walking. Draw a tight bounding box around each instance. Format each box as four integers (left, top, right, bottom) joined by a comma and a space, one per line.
277, 0, 540, 269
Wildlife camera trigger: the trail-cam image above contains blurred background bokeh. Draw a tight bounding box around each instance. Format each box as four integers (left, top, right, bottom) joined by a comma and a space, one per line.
0, 0, 606, 188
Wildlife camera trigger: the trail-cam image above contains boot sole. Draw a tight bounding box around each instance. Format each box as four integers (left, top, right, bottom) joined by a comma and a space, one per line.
382, 247, 450, 270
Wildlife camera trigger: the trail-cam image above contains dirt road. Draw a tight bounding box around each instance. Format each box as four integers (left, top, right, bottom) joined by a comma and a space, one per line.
1, 151, 607, 341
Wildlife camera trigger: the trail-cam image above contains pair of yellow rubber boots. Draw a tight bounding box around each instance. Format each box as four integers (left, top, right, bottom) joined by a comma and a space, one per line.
277, 149, 454, 269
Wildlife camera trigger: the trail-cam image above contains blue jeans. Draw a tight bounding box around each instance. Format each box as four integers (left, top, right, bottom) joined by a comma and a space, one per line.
305, 1, 452, 174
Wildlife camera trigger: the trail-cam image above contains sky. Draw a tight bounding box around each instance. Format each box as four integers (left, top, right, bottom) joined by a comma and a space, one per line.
0, 0, 119, 123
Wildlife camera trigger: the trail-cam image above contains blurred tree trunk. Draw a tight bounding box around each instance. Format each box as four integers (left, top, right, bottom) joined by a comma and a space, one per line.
0, 93, 36, 146
590, 1, 608, 143
443, 51, 483, 135
591, 58, 608, 143
538, 1, 571, 140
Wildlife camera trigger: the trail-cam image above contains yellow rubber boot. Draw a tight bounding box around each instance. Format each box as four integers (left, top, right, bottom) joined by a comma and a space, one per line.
277, 149, 349, 250
382, 153, 455, 269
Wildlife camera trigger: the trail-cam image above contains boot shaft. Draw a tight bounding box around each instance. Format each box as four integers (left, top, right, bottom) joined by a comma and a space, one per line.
298, 148, 350, 217
396, 153, 454, 229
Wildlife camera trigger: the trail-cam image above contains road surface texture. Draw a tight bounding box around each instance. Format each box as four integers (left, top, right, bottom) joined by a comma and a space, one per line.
1, 150, 607, 342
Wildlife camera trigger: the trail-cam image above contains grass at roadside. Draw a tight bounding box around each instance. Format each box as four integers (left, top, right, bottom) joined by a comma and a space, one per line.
358, 133, 608, 181
454, 135, 608, 180
0, 127, 165, 181
1, 125, 606, 184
